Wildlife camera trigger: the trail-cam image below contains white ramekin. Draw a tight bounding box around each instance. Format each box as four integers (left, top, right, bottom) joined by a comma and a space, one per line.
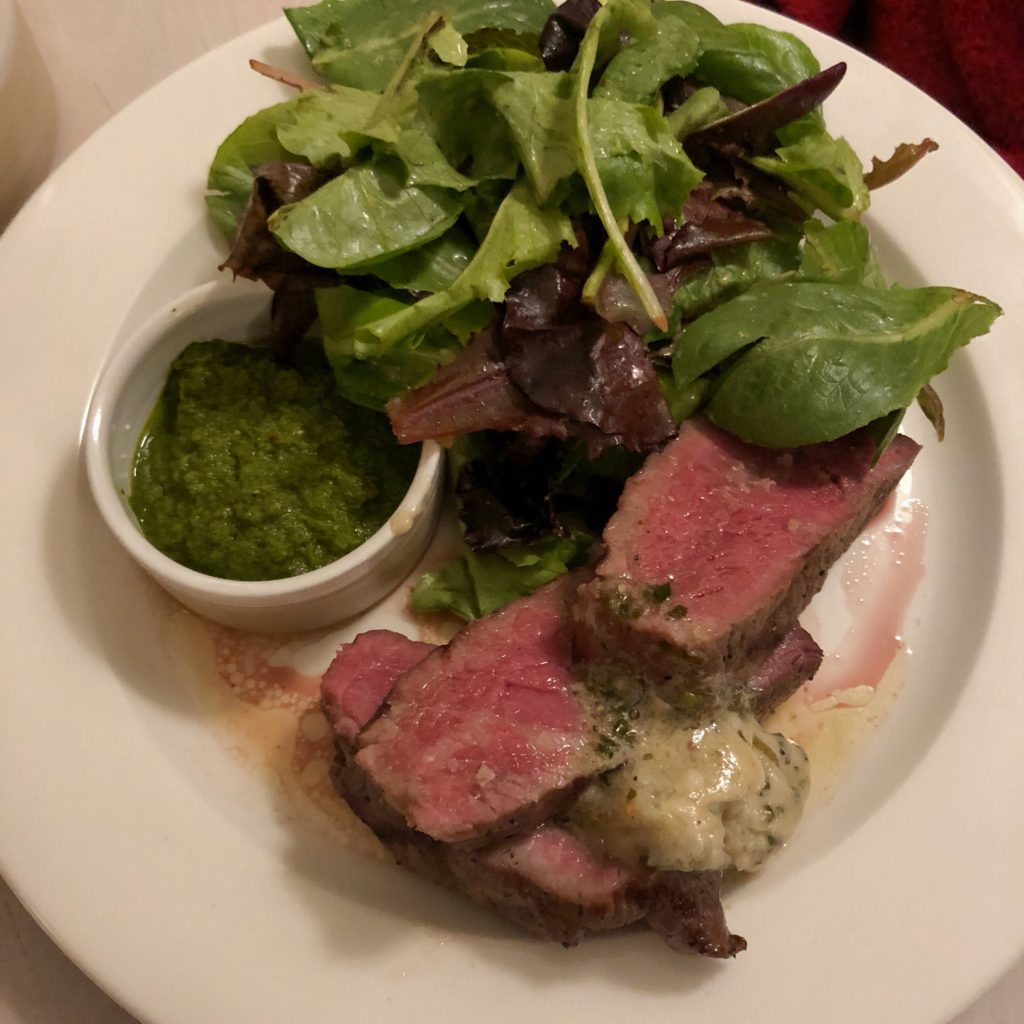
83, 279, 443, 632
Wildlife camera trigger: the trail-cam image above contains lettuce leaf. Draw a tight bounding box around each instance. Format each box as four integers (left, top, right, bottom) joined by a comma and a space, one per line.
357, 180, 575, 350
797, 219, 886, 286
285, 0, 552, 90
410, 531, 592, 620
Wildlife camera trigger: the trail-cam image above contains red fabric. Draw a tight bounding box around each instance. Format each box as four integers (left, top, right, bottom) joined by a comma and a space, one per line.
766, 0, 1024, 176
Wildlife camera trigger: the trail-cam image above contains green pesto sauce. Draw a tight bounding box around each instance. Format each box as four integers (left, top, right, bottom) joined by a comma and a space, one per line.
129, 340, 419, 581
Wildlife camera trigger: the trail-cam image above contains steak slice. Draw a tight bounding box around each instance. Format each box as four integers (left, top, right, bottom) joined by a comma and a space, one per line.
747, 626, 823, 718
321, 629, 436, 745
322, 629, 745, 956
574, 420, 919, 705
355, 573, 620, 845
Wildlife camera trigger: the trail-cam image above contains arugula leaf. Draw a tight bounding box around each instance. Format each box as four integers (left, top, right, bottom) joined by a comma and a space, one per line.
572, 1, 671, 331
410, 530, 592, 620
673, 282, 1001, 446
268, 156, 463, 270
797, 219, 886, 286
285, 0, 552, 90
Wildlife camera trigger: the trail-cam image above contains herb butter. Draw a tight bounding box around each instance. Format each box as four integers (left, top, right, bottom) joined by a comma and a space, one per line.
573, 711, 809, 872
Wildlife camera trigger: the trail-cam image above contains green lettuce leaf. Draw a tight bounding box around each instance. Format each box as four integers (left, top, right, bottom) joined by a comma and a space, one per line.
595, 0, 702, 105
317, 285, 480, 408
751, 132, 869, 221
797, 219, 886, 286
665, 85, 729, 140
410, 530, 593, 620
672, 281, 1001, 446
412, 67, 522, 181
268, 156, 463, 270
367, 225, 477, 291
358, 179, 574, 349
285, 0, 551, 90
205, 85, 402, 237
588, 97, 704, 228
274, 85, 399, 169
487, 71, 577, 202
205, 102, 298, 237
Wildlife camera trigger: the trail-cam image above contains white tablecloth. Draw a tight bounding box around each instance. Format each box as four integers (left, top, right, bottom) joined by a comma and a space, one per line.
1, 1, 1021, 1021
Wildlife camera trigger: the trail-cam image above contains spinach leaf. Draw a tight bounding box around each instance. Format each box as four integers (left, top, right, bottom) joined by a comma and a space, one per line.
268, 157, 463, 270
670, 234, 801, 320
673, 282, 1001, 446
695, 21, 821, 105
285, 0, 552, 90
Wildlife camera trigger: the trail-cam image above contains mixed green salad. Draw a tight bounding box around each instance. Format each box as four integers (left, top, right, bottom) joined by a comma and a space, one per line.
206, 0, 1000, 617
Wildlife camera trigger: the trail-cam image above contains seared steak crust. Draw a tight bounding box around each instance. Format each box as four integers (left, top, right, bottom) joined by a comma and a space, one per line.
333, 757, 744, 955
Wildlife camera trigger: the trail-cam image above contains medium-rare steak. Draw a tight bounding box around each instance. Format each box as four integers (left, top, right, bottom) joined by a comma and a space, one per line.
574, 419, 919, 705
355, 573, 622, 845
321, 630, 436, 744
322, 628, 746, 956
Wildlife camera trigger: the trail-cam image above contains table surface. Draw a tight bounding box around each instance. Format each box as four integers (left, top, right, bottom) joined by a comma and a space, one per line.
1, 1, 1022, 1021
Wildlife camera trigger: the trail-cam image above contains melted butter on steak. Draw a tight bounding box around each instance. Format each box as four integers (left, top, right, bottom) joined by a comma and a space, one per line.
573, 710, 809, 873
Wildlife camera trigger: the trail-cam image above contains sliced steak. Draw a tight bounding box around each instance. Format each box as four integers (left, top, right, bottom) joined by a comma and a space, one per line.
747, 625, 823, 718
355, 573, 621, 845
646, 870, 747, 957
574, 420, 919, 705
322, 627, 745, 955
321, 629, 436, 745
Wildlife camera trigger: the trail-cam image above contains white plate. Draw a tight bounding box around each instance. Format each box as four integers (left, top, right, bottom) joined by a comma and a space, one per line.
1, 5, 1022, 1024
